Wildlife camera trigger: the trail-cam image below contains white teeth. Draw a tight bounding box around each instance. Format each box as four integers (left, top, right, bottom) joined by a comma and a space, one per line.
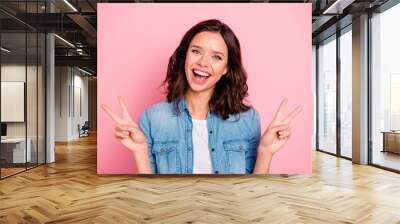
193, 69, 210, 77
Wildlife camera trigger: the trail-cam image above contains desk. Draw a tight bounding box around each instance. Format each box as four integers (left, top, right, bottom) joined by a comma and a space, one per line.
381, 131, 400, 154
1, 138, 31, 163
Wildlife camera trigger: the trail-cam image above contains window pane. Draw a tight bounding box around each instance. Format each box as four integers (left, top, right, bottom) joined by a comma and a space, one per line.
313, 45, 317, 150
318, 36, 337, 154
340, 28, 352, 158
371, 3, 400, 171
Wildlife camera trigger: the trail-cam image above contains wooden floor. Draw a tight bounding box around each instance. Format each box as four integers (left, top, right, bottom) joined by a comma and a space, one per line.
0, 167, 26, 178
1, 163, 45, 178
1, 134, 400, 223
373, 150, 400, 171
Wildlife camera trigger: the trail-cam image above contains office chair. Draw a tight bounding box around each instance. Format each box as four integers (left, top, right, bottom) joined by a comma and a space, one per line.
79, 121, 90, 138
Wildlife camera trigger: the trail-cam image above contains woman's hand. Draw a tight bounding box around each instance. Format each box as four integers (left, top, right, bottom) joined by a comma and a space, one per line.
102, 97, 152, 174
101, 96, 148, 153
254, 99, 302, 174
259, 99, 302, 155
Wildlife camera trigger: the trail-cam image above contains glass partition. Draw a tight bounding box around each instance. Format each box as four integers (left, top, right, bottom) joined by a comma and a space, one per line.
1, 30, 28, 177
0, 1, 46, 179
317, 35, 337, 155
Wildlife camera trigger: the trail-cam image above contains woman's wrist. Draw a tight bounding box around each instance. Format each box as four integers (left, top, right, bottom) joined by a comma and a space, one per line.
131, 144, 152, 174
253, 145, 274, 174
257, 145, 274, 158
130, 143, 148, 155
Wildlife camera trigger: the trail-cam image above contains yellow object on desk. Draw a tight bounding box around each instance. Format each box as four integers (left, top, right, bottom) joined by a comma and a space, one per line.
381, 131, 400, 154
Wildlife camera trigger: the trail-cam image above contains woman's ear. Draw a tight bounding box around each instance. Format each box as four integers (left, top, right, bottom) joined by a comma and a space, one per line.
222, 67, 229, 76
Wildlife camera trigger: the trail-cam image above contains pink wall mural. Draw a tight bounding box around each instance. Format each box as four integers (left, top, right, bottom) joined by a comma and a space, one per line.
97, 3, 313, 174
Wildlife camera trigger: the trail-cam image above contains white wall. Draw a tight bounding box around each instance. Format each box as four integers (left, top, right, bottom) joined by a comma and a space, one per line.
55, 67, 89, 141
55, 66, 70, 141
72, 73, 89, 138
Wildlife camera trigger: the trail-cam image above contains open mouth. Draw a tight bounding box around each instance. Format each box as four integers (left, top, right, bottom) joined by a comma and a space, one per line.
192, 69, 211, 80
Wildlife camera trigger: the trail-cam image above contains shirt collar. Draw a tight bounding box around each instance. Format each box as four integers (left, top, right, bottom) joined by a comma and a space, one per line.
177, 96, 215, 118
177, 96, 188, 113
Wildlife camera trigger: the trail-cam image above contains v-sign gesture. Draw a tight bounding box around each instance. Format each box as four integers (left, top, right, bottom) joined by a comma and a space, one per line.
101, 96, 147, 153
259, 99, 302, 155
101, 97, 152, 174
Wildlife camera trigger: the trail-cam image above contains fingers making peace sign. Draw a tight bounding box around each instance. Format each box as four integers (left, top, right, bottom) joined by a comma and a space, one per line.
101, 96, 147, 153
259, 99, 303, 155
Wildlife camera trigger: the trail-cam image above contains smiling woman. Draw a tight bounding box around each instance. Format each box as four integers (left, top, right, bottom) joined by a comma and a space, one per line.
185, 32, 229, 94
101, 19, 302, 174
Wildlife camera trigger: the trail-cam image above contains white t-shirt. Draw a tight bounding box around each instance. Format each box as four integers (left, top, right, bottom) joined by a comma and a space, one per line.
192, 118, 212, 174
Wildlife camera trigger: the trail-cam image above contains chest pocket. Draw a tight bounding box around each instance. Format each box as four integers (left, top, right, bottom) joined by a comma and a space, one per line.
223, 139, 250, 174
152, 141, 180, 174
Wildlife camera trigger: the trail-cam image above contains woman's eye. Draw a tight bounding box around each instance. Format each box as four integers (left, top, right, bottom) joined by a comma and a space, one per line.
213, 55, 222, 60
191, 49, 200, 54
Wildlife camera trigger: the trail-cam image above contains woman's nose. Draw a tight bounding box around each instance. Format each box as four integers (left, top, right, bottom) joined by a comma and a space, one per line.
197, 55, 210, 67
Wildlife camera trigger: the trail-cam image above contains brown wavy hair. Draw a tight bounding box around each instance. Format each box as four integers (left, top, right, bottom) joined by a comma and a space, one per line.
163, 19, 250, 120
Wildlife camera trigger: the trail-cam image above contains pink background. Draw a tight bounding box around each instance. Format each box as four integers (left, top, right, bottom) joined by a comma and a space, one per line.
97, 3, 313, 174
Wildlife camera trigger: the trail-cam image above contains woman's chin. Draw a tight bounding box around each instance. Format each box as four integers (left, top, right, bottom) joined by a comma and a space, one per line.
187, 83, 211, 94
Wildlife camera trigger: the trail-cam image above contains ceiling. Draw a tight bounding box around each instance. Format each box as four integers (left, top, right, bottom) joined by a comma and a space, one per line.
0, 0, 393, 75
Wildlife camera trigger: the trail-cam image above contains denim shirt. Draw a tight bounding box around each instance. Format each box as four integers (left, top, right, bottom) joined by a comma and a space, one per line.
138, 98, 261, 174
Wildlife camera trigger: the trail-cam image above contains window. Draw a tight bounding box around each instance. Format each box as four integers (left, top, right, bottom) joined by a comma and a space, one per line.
317, 36, 337, 154
339, 27, 352, 158
371, 2, 400, 171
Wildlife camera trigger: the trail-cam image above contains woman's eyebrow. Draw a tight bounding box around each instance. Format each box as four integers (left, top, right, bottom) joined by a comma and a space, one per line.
191, 45, 225, 56
191, 45, 202, 49
212, 50, 225, 56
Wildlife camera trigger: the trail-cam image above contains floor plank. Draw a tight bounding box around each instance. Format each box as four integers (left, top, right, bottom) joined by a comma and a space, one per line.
0, 134, 399, 223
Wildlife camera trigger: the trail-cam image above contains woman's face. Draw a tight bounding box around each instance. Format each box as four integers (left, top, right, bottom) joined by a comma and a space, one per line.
184, 31, 228, 95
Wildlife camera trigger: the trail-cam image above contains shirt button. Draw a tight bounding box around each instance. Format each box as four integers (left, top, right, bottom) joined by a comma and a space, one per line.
209, 130, 213, 134
211, 148, 215, 152
214, 171, 219, 174
188, 147, 192, 151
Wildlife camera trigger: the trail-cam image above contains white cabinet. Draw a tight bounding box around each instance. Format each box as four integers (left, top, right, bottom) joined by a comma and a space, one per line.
1, 138, 32, 163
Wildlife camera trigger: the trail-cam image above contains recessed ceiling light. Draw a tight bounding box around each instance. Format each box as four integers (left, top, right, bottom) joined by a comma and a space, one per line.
322, 0, 354, 15
1, 47, 11, 53
63, 0, 78, 12
54, 34, 75, 48
78, 67, 93, 76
